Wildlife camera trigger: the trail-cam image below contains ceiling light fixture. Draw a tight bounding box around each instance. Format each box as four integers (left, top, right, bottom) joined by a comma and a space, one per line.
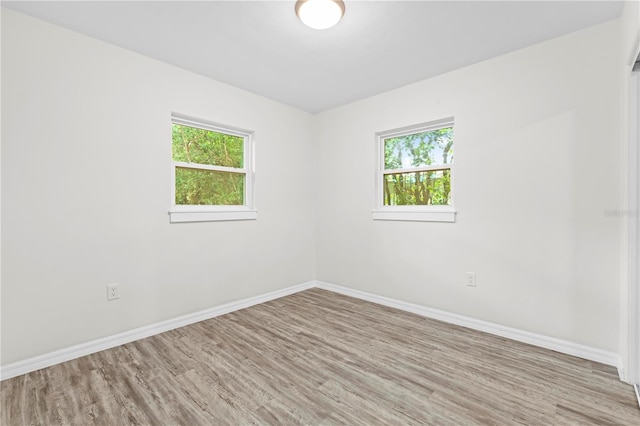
295, 0, 345, 30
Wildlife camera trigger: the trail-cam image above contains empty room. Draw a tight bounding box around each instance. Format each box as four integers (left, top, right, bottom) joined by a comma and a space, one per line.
2, 0, 640, 424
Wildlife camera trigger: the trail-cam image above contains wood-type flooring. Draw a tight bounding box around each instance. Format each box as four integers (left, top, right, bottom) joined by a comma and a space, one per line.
1, 288, 638, 425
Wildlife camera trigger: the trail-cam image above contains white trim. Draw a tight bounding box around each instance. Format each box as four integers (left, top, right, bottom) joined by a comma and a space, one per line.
374, 118, 455, 222
174, 162, 245, 175
169, 207, 258, 223
0, 281, 315, 381
170, 113, 256, 223
384, 165, 452, 175
1, 280, 623, 381
314, 281, 620, 367
635, 384, 640, 409
372, 208, 456, 222
626, 71, 640, 385
171, 114, 250, 139
376, 117, 454, 139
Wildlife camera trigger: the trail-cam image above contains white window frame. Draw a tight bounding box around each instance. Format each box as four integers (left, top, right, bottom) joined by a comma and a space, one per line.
373, 117, 456, 223
169, 113, 257, 223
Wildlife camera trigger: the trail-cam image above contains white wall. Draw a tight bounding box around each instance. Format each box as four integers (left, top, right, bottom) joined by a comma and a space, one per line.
1, 9, 316, 364
314, 20, 622, 352
619, 0, 640, 383
622, 0, 640, 67
1, 7, 628, 366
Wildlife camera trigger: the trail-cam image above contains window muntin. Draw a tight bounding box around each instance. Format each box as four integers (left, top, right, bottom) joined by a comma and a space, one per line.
383, 169, 451, 206
174, 167, 244, 206
169, 114, 255, 223
172, 123, 244, 169
384, 128, 453, 170
374, 118, 455, 222
382, 125, 453, 206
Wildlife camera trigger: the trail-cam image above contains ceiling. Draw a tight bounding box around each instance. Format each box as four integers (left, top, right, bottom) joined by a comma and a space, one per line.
3, 1, 624, 113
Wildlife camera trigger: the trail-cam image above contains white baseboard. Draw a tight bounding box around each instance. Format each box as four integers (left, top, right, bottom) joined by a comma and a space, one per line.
314, 281, 621, 368
0, 281, 315, 381
635, 384, 640, 409
1, 280, 622, 381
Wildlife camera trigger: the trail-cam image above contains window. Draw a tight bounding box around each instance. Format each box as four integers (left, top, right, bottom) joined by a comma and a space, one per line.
373, 117, 456, 222
169, 114, 256, 223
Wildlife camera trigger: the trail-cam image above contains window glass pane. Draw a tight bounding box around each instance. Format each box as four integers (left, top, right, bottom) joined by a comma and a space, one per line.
384, 127, 453, 170
175, 167, 244, 205
383, 169, 451, 206
172, 123, 244, 168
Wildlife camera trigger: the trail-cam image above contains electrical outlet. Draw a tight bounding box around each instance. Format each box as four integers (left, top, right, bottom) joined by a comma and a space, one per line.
466, 272, 476, 287
107, 283, 120, 301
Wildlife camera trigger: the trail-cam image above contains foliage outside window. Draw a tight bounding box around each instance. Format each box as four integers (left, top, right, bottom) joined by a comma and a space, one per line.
373, 118, 456, 222
169, 114, 256, 223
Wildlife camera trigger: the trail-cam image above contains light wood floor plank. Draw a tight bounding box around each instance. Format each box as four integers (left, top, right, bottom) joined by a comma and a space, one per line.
2, 288, 638, 425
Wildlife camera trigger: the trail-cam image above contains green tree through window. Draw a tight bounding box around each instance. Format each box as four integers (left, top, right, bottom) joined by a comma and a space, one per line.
382, 126, 453, 206
172, 122, 246, 205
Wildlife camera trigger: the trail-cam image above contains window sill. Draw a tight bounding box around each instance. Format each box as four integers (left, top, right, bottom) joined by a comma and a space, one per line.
372, 208, 456, 223
169, 206, 258, 223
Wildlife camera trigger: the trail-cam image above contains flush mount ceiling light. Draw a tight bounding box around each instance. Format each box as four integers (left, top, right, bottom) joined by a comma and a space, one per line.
295, 0, 346, 30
